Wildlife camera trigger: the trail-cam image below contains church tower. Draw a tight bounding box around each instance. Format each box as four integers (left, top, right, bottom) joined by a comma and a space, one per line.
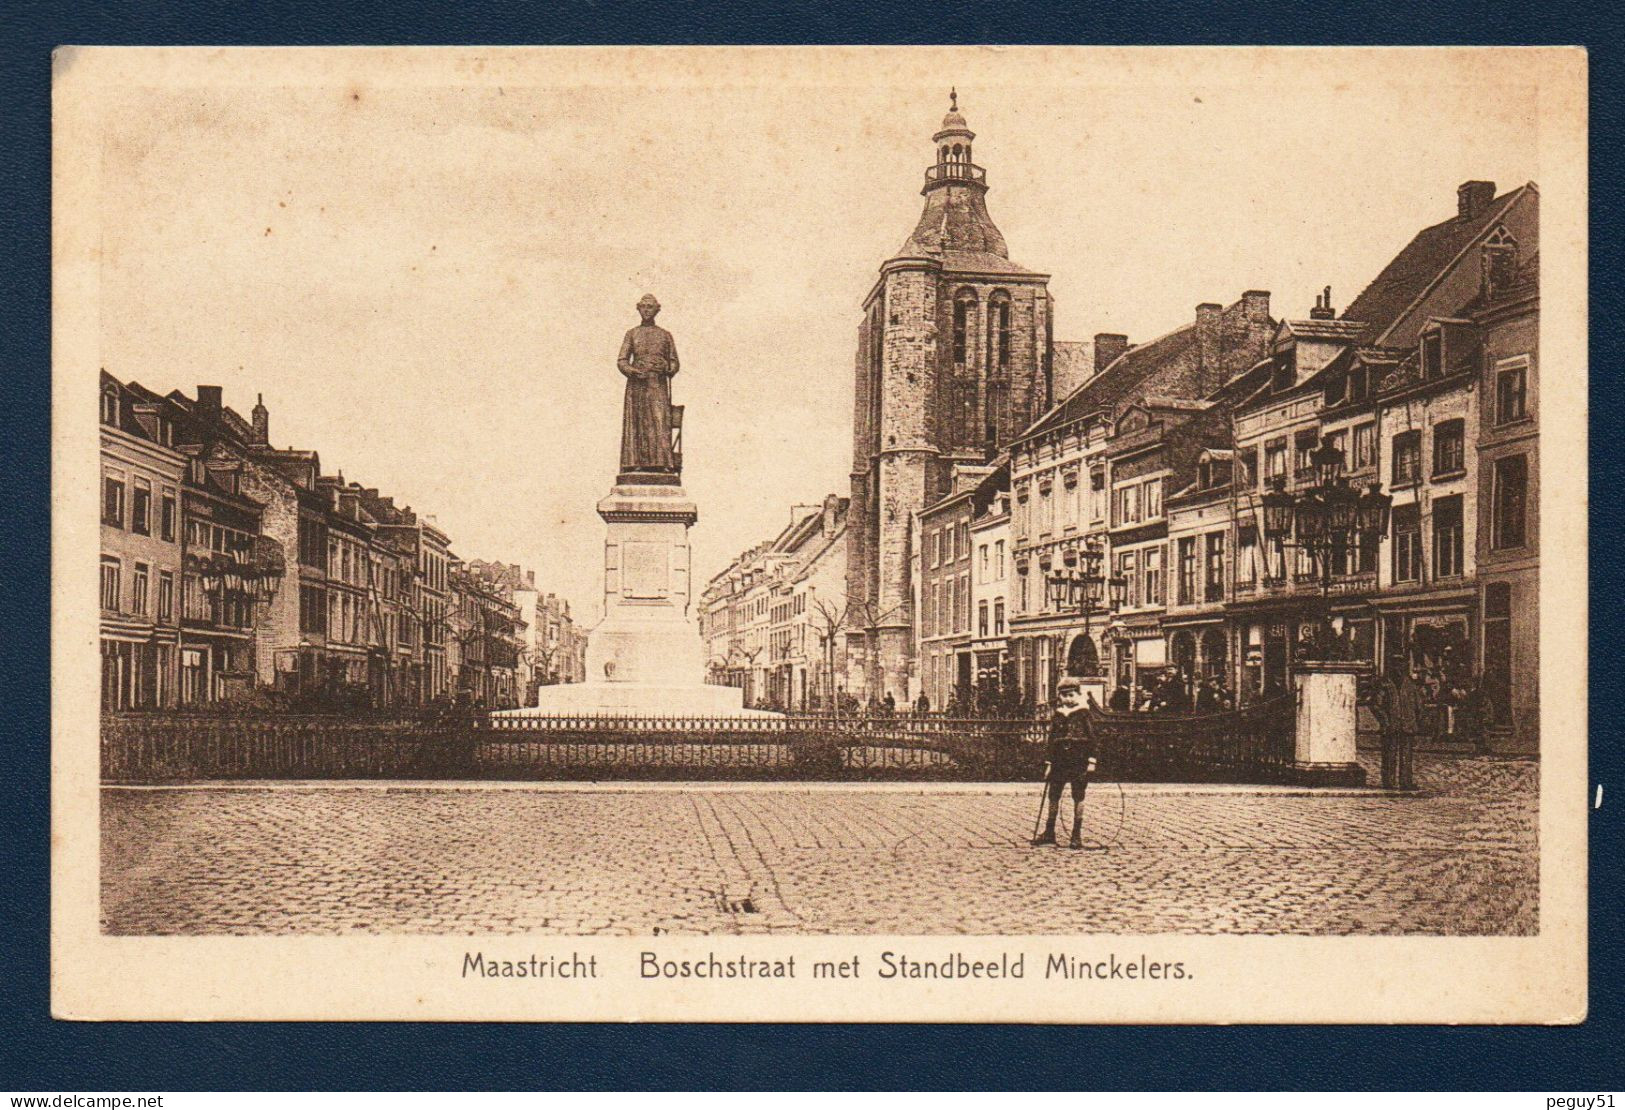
847, 92, 1056, 701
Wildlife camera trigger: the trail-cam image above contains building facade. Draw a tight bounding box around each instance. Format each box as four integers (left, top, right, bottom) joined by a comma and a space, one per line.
701, 495, 848, 710
99, 374, 186, 710
98, 376, 581, 713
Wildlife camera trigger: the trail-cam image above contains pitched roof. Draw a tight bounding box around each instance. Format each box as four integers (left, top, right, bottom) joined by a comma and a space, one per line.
1340, 184, 1529, 340
1021, 325, 1197, 441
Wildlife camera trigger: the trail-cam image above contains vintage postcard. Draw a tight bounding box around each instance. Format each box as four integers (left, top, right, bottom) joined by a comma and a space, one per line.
53, 45, 1587, 1022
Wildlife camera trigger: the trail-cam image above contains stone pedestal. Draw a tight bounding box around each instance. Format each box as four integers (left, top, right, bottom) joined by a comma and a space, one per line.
585, 481, 701, 686
1291, 661, 1367, 786
500, 478, 770, 719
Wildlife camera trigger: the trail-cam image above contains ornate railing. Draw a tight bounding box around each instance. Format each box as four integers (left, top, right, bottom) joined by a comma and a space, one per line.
102, 700, 1298, 784
1087, 695, 1297, 783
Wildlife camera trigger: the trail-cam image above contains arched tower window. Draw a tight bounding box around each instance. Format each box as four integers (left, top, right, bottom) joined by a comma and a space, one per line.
100, 383, 119, 426
952, 290, 977, 367
989, 293, 1012, 372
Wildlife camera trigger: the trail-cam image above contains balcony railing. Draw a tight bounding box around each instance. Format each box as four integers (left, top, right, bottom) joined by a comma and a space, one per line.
924, 161, 987, 187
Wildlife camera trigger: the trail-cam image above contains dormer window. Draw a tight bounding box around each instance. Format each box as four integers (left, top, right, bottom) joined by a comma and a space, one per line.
1482, 226, 1519, 296
1271, 354, 1295, 393
100, 385, 119, 426
1420, 331, 1443, 378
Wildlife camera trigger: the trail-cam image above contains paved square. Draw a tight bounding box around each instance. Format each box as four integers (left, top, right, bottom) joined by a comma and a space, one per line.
101, 755, 1537, 936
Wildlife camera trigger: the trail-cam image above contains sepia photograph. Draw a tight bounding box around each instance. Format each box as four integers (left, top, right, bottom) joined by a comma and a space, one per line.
52, 45, 1587, 1022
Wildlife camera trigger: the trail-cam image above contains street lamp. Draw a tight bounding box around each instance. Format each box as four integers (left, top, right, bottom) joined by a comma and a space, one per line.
1259, 436, 1392, 659
1042, 538, 1127, 678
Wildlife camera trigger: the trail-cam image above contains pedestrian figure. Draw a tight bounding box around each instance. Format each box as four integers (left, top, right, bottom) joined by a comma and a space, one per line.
1195, 677, 1221, 712
1375, 664, 1425, 790
914, 692, 931, 716
1031, 679, 1098, 849
882, 691, 896, 716
1107, 684, 1130, 712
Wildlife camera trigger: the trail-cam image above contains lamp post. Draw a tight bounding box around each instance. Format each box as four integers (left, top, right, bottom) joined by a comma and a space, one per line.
1042, 538, 1127, 700
1259, 438, 1392, 660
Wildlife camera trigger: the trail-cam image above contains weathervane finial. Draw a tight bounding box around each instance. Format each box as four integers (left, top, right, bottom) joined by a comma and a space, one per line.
949, 87, 958, 111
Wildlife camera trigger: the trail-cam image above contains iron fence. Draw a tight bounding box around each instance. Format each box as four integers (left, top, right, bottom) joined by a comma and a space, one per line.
101, 698, 1297, 784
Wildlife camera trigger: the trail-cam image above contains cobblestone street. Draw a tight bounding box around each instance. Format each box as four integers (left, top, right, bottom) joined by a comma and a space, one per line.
101, 755, 1537, 936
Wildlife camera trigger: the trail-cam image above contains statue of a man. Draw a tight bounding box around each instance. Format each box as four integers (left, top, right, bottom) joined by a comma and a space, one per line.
616, 294, 679, 474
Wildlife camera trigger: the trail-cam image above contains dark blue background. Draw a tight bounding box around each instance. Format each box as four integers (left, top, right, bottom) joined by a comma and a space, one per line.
2, 0, 1618, 1091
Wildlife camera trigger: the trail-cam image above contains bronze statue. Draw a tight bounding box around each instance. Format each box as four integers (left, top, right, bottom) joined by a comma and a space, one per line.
616, 294, 680, 475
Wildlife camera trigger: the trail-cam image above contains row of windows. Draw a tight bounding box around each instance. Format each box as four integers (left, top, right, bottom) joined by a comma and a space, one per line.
1390, 420, 1466, 486
975, 597, 1007, 638
1012, 468, 1107, 541
102, 473, 178, 541
1006, 455, 1529, 614
99, 556, 174, 622
928, 520, 972, 569
924, 573, 972, 638
1111, 476, 1163, 529
976, 539, 1007, 584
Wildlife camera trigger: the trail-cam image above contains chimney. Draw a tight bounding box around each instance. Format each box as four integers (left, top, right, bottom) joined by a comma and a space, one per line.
1093, 333, 1128, 374
1458, 180, 1496, 221
1195, 303, 1222, 384
1241, 290, 1273, 358
196, 385, 223, 423
822, 492, 840, 538
1310, 286, 1336, 320
250, 393, 269, 445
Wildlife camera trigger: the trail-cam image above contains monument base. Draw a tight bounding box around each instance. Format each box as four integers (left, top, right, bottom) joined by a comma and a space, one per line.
1291, 660, 1368, 787
492, 681, 777, 718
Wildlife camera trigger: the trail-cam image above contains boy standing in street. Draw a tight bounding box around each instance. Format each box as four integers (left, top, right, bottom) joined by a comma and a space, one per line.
1031, 678, 1098, 849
